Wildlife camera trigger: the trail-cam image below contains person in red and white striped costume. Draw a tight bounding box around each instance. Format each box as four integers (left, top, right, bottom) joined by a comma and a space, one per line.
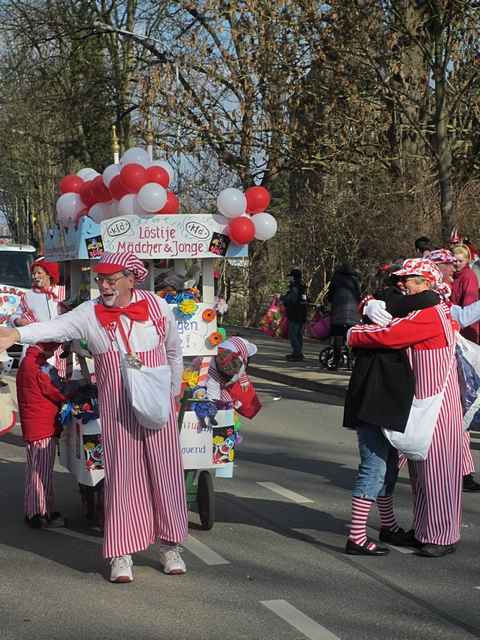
17, 341, 69, 529
347, 259, 463, 558
10, 258, 68, 378
0, 252, 187, 583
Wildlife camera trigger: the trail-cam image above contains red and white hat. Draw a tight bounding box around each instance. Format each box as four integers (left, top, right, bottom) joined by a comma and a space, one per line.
219, 336, 257, 364
428, 249, 455, 265
92, 252, 148, 282
393, 258, 442, 285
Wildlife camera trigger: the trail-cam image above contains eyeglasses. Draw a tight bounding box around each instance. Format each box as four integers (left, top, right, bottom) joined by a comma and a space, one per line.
94, 274, 126, 286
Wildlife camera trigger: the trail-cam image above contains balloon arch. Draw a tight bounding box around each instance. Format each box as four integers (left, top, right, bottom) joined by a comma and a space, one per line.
56, 147, 278, 246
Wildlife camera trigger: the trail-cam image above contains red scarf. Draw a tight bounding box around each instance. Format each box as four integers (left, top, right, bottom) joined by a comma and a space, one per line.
95, 299, 149, 328
33, 286, 58, 300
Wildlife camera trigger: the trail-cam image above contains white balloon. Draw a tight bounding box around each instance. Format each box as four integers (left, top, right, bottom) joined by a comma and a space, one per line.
212, 212, 229, 228
150, 159, 174, 185
56, 192, 84, 226
118, 193, 137, 216
103, 163, 121, 187
253, 212, 278, 241
217, 188, 246, 219
137, 182, 167, 213
88, 203, 110, 224
107, 200, 119, 219
121, 147, 150, 168
135, 197, 153, 217
77, 167, 99, 181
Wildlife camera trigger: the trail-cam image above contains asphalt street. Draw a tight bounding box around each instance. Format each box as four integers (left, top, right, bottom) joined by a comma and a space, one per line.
1, 376, 480, 640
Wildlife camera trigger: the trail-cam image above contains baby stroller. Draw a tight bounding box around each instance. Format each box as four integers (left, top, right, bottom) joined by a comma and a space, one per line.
319, 324, 355, 372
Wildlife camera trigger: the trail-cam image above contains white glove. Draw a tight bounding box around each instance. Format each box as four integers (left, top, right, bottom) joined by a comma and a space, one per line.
364, 299, 393, 327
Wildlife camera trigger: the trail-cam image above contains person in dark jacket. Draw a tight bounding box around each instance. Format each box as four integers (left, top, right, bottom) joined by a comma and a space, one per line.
327, 263, 361, 369
281, 268, 308, 361
344, 263, 441, 556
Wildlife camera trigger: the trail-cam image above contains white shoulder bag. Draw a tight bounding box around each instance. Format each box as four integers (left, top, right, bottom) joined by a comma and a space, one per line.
382, 354, 454, 461
116, 320, 172, 431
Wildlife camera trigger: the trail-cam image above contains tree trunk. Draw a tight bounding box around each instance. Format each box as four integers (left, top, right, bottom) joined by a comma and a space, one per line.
431, 9, 454, 244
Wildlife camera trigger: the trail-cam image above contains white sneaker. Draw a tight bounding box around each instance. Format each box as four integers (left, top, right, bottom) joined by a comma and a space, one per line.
158, 545, 186, 575
109, 555, 134, 583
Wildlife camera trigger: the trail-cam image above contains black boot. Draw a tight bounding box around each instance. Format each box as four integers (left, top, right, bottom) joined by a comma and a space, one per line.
463, 474, 480, 492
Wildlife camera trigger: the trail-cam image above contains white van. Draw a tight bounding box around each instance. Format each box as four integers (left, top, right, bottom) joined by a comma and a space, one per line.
0, 242, 36, 359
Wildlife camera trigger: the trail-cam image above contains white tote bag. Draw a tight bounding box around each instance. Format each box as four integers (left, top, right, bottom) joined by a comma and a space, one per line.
382, 355, 454, 461
116, 326, 171, 431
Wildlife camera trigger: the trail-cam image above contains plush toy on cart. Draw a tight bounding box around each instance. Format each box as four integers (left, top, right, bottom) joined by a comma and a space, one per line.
206, 336, 262, 420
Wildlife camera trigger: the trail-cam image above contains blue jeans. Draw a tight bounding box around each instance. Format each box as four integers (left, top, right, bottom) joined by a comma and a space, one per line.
352, 428, 399, 500
288, 320, 304, 355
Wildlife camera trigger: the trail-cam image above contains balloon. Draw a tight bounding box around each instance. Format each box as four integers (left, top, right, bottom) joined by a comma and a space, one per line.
245, 186, 271, 214
135, 198, 153, 217
103, 163, 121, 187
88, 203, 111, 224
79, 181, 97, 208
212, 213, 229, 227
108, 200, 119, 219
75, 207, 88, 223
150, 160, 174, 184
217, 188, 246, 218
137, 182, 167, 213
117, 194, 137, 216
252, 212, 277, 241
56, 193, 84, 226
120, 163, 148, 193
120, 147, 150, 168
157, 192, 179, 214
77, 167, 99, 181
228, 216, 255, 245
109, 175, 129, 201
146, 165, 170, 189
91, 175, 112, 203
59, 174, 84, 194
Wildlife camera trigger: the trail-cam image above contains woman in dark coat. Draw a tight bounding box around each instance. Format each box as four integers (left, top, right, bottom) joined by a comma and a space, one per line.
327, 263, 361, 369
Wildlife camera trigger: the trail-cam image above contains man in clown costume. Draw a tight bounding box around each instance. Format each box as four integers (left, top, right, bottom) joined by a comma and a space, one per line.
0, 252, 187, 583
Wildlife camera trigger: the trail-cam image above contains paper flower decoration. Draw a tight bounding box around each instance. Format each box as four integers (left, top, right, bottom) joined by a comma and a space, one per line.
177, 298, 198, 319
182, 369, 200, 388
207, 331, 223, 347
202, 308, 216, 323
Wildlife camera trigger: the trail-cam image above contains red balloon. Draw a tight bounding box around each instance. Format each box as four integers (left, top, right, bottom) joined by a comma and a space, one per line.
120, 163, 148, 193
157, 192, 180, 214
79, 181, 97, 208
91, 175, 111, 203
245, 186, 271, 214
228, 216, 255, 245
59, 174, 84, 194
109, 175, 129, 201
146, 166, 170, 189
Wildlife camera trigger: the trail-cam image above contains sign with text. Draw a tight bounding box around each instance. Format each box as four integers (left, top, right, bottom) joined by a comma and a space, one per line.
173, 302, 218, 356
180, 411, 213, 469
101, 214, 248, 259
180, 409, 235, 469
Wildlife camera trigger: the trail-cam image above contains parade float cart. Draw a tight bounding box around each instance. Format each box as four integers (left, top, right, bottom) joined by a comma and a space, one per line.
46, 212, 248, 530
49, 146, 275, 530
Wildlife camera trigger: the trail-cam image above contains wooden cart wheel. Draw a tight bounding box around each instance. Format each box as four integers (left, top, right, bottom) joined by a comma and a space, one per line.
197, 470, 215, 530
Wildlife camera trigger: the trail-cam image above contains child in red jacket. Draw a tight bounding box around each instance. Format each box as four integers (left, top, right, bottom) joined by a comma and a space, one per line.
17, 342, 71, 529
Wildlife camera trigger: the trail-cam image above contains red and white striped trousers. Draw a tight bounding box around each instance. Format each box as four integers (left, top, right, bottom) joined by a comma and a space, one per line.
24, 437, 56, 518
401, 429, 475, 477
95, 345, 188, 559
